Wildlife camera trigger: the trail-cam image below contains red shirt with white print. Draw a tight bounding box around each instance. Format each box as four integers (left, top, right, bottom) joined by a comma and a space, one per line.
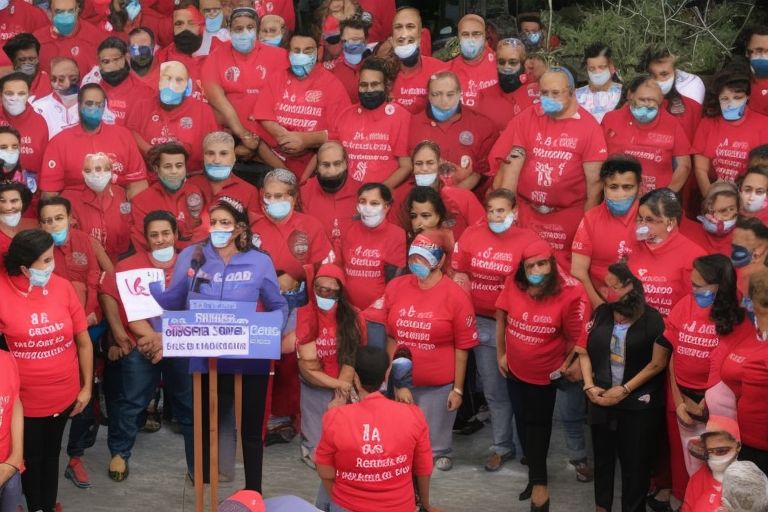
450, 47, 499, 109
0, 0, 49, 43
0, 350, 19, 462
34, 21, 101, 77
391, 56, 447, 114
0, 104, 49, 174
495, 271, 590, 385
602, 105, 692, 191
384, 274, 478, 387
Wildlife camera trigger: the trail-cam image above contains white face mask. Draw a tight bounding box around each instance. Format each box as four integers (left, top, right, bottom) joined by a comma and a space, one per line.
657, 76, 675, 95
0, 149, 19, 168
414, 173, 438, 187
393, 43, 418, 59
2, 94, 27, 116
707, 452, 737, 482
588, 69, 612, 87
742, 192, 767, 213
0, 211, 21, 227
357, 203, 385, 228
83, 171, 112, 193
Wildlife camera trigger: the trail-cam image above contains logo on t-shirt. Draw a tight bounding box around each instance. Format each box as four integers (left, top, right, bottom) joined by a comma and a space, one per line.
288, 230, 309, 261
180, 117, 193, 130
71, 46, 80, 56
224, 67, 241, 82
459, 131, 474, 146
305, 90, 323, 103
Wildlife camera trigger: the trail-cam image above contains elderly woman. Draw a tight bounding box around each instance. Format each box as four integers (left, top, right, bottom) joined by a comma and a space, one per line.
680, 181, 740, 256
577, 262, 670, 512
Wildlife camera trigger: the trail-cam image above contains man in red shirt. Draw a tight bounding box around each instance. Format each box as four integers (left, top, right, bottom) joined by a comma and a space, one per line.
81, 37, 154, 126
315, 346, 442, 512
34, 0, 102, 75
746, 25, 768, 116
130, 142, 209, 250
491, 68, 607, 266
390, 8, 447, 115
128, 27, 161, 89
154, 4, 209, 96
41, 83, 148, 199
253, 30, 349, 178
450, 14, 498, 109
126, 60, 219, 175
254, 0, 295, 31
0, 0, 49, 47
0, 72, 49, 174
3, 33, 53, 102
323, 18, 368, 104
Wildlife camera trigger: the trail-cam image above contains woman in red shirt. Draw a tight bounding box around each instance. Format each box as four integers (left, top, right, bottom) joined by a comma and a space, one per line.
338, 182, 405, 310
0, 229, 93, 512
384, 231, 478, 471
0, 350, 23, 511
0, 181, 35, 257
296, 264, 365, 467
680, 181, 740, 257
495, 240, 589, 511
402, 186, 455, 276
738, 166, 768, 223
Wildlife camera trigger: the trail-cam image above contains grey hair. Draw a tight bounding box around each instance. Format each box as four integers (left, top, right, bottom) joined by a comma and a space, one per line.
263, 168, 298, 195
721, 461, 768, 511
202, 131, 235, 149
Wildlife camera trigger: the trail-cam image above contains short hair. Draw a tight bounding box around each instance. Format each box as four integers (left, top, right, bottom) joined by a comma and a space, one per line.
339, 17, 369, 38
749, 144, 768, 166
143, 210, 178, 236
639, 188, 682, 223
128, 26, 156, 46
149, 142, 189, 168
600, 155, 642, 182
202, 131, 235, 149
721, 461, 768, 512
290, 27, 319, 45
77, 83, 105, 104
0, 181, 32, 213
3, 229, 54, 276
428, 71, 461, 92
3, 33, 40, 61
263, 168, 298, 196
485, 188, 517, 209
405, 186, 447, 225
360, 56, 396, 87
412, 140, 441, 160
583, 42, 612, 67
357, 182, 392, 204
517, 13, 543, 30
354, 346, 389, 392
736, 216, 768, 241
97, 36, 128, 55
743, 24, 768, 47
37, 195, 71, 218
0, 72, 31, 91
0, 125, 21, 141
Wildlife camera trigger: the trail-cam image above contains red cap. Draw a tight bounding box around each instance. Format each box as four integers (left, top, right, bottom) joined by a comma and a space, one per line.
522, 239, 553, 261
315, 263, 346, 287
218, 491, 265, 512
702, 415, 741, 442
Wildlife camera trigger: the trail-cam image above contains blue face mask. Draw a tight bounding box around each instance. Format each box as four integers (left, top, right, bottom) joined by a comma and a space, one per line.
159, 175, 184, 192
51, 227, 68, 246
152, 245, 175, 262
263, 35, 282, 47
459, 38, 483, 60
694, 289, 716, 309
752, 57, 768, 79
265, 200, 292, 220
540, 95, 564, 115
526, 31, 542, 46
630, 104, 658, 123
210, 230, 233, 248
606, 196, 635, 217
125, 0, 141, 21
290, 52, 317, 78
204, 163, 232, 181
527, 273, 546, 286
159, 86, 184, 106
721, 99, 747, 121
80, 105, 103, 128
53, 11, 77, 36
431, 102, 459, 122
343, 41, 366, 65
231, 29, 256, 54
28, 263, 54, 288
408, 261, 431, 279
489, 213, 515, 234
731, 244, 753, 268
205, 11, 223, 33
315, 295, 337, 312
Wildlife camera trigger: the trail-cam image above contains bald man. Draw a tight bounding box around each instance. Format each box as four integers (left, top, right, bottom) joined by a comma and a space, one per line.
450, 14, 499, 108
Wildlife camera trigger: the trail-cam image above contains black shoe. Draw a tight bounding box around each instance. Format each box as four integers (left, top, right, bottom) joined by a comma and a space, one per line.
531, 499, 549, 512
519, 482, 533, 501
265, 425, 296, 446
520, 456, 528, 466
646, 492, 674, 512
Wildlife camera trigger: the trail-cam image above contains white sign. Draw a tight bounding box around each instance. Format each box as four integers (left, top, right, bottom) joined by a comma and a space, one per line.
116, 268, 165, 322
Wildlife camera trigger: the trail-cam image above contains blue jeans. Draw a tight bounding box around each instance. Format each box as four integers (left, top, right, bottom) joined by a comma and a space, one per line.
106, 349, 194, 474
316, 484, 351, 512
474, 316, 516, 457
555, 378, 588, 461
0, 472, 23, 512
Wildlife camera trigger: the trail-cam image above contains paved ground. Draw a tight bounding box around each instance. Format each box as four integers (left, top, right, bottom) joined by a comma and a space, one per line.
55, 411, 606, 512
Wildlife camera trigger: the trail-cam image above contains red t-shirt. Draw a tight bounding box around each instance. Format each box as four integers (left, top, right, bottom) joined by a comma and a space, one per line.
737, 342, 768, 450
495, 271, 589, 385
662, 96, 702, 142
187, 174, 261, 224
475, 79, 540, 132
571, 201, 638, 292
130, 181, 210, 250
450, 48, 499, 109
62, 185, 133, 263
439, 186, 485, 244
34, 21, 101, 76
0, 350, 19, 462
681, 467, 721, 512
323, 56, 361, 104
357, 0, 394, 43
0, 106, 49, 174
384, 274, 478, 387
153, 44, 208, 99
53, 228, 101, 317
300, 176, 359, 251
749, 77, 768, 116
453, 222, 541, 317
201, 42, 288, 130
679, 217, 733, 257
692, 110, 768, 182
251, 210, 334, 281
126, 96, 219, 175
602, 105, 692, 191
334, 102, 411, 184
391, 56, 447, 114
0, 0, 50, 43
40, 123, 148, 193
314, 392, 433, 512
626, 231, 705, 317
85, 72, 154, 126
488, 105, 608, 208
408, 106, 497, 178
339, 219, 405, 311
0, 272, 87, 417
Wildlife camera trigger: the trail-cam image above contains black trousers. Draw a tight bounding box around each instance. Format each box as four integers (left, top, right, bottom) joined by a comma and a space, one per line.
22, 409, 72, 512
506, 377, 557, 485
591, 407, 663, 512
200, 373, 269, 492
739, 444, 768, 476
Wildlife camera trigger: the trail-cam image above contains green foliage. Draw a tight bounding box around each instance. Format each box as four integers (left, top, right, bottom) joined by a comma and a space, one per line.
547, 0, 756, 80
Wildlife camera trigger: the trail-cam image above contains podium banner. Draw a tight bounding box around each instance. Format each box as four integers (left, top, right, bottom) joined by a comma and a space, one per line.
161, 300, 282, 360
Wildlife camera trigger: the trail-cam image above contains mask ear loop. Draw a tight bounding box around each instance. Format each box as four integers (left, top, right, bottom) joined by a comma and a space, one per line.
184, 79, 193, 97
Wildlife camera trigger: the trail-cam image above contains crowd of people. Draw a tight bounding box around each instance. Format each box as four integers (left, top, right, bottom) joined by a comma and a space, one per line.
0, 0, 767, 511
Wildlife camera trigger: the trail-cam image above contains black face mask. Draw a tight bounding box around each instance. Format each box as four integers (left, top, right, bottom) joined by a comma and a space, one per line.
174, 30, 203, 55
101, 64, 130, 86
359, 90, 386, 110
398, 47, 420, 68
498, 71, 523, 93
317, 171, 347, 193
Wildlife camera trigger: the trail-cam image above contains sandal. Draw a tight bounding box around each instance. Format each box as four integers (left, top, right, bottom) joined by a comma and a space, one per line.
434, 456, 453, 471
108, 454, 129, 482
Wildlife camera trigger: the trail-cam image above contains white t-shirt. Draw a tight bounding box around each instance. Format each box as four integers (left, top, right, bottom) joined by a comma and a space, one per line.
675, 69, 706, 104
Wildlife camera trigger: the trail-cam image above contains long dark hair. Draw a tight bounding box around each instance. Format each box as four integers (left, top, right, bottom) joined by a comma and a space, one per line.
607, 262, 646, 319
333, 282, 362, 367
693, 254, 744, 334
402, 186, 448, 240
641, 46, 687, 116
4, 229, 54, 276
513, 255, 561, 299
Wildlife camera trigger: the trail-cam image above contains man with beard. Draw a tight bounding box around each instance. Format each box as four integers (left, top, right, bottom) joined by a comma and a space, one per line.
34, 0, 101, 74
3, 33, 52, 102
127, 27, 160, 89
